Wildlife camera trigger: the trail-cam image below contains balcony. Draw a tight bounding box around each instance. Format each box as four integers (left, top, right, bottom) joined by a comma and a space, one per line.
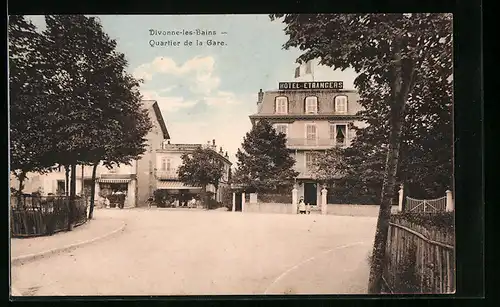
286, 138, 346, 150
155, 170, 178, 180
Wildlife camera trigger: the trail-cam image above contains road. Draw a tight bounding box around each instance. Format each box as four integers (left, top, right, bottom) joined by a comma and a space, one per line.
11, 209, 377, 296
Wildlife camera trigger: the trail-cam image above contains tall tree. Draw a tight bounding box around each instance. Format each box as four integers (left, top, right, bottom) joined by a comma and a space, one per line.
177, 147, 225, 209
8, 15, 54, 194
233, 119, 299, 193
271, 13, 452, 293
40, 15, 152, 223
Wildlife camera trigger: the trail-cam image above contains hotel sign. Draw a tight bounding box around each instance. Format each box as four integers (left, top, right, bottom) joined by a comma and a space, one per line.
278, 81, 343, 90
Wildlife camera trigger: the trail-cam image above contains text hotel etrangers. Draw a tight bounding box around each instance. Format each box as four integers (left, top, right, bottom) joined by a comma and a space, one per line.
148, 29, 226, 47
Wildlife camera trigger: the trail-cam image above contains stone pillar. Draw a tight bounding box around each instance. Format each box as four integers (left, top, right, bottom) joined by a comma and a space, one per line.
232, 192, 236, 212
128, 180, 136, 208
292, 186, 298, 214
398, 184, 404, 212
321, 187, 328, 215
241, 192, 246, 212
446, 190, 454, 212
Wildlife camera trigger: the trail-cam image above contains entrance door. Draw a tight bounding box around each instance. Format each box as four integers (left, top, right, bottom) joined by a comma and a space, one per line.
235, 192, 242, 211
304, 183, 317, 206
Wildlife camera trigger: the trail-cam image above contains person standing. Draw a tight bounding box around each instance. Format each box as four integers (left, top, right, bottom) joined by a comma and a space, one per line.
298, 197, 306, 214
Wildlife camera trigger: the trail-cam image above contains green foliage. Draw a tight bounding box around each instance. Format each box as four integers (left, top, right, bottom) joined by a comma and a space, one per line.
233, 119, 299, 192
271, 13, 453, 293
287, 15, 453, 202
9, 14, 152, 210
40, 15, 152, 168
9, 16, 55, 183
177, 147, 225, 191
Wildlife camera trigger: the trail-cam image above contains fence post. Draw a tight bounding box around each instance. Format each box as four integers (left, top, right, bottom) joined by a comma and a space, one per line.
292, 186, 298, 214
241, 192, 245, 212
398, 184, 404, 212
321, 187, 328, 215
446, 190, 454, 212
232, 192, 236, 212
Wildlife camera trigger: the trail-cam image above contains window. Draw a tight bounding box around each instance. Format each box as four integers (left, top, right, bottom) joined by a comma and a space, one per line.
334, 95, 348, 113
305, 152, 317, 170
56, 180, 65, 195
331, 124, 347, 145
305, 96, 318, 114
160, 158, 170, 171
273, 124, 288, 137
306, 124, 317, 140
306, 124, 317, 145
275, 96, 288, 114
329, 124, 336, 141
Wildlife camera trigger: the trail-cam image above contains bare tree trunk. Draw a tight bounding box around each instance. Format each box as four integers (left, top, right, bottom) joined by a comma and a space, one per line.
368, 37, 415, 294
16, 171, 26, 207
81, 165, 85, 195
201, 185, 208, 210
67, 164, 77, 231
88, 162, 98, 220
65, 166, 70, 197
17, 171, 26, 195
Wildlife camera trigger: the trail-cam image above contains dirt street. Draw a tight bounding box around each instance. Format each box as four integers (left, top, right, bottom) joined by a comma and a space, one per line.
11, 209, 376, 296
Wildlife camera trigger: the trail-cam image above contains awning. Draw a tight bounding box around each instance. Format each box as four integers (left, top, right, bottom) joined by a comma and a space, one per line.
98, 179, 131, 183
156, 181, 201, 190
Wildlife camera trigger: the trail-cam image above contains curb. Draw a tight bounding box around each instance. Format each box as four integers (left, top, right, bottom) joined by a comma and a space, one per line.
11, 220, 127, 266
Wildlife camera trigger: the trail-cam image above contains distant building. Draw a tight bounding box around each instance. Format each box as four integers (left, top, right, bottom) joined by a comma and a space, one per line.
10, 100, 170, 208
248, 81, 366, 206
154, 139, 232, 205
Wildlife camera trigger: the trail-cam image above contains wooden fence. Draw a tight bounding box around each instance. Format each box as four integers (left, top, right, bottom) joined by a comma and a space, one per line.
382, 215, 455, 294
10, 195, 88, 238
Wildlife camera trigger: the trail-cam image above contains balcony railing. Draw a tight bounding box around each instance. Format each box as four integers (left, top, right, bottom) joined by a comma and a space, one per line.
286, 138, 346, 148
155, 170, 178, 180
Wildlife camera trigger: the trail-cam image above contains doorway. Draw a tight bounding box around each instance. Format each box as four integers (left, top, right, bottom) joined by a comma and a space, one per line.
304, 182, 317, 206
235, 192, 243, 211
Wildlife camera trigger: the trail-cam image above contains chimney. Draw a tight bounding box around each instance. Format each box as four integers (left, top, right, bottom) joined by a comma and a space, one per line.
212, 139, 216, 146
257, 89, 263, 104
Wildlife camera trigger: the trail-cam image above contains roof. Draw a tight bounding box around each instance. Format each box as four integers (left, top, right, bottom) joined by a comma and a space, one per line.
143, 100, 170, 139
156, 181, 202, 190
255, 89, 362, 116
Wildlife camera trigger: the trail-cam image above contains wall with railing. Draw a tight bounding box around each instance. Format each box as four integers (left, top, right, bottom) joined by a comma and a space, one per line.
10, 195, 88, 238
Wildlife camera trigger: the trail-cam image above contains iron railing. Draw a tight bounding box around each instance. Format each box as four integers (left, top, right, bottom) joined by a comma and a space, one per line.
10, 195, 88, 237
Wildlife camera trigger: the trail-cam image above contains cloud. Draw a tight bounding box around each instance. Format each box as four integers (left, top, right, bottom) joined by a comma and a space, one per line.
133, 56, 220, 95
203, 91, 245, 107
141, 90, 197, 112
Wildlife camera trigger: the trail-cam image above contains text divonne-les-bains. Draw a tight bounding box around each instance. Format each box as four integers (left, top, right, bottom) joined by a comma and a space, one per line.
149, 29, 217, 36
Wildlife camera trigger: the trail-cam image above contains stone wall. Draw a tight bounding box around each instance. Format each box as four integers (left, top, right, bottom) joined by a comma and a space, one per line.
243, 202, 399, 217
244, 202, 294, 214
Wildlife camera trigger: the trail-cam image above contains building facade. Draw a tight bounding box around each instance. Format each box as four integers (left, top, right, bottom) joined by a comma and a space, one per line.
154, 139, 232, 206
248, 82, 365, 206
11, 100, 170, 208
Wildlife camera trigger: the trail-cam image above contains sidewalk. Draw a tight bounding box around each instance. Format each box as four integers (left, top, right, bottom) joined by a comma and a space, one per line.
11, 216, 126, 266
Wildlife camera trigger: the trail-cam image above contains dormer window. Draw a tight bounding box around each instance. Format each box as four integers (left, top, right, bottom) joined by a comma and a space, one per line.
275, 96, 288, 114
334, 95, 348, 113
305, 96, 318, 114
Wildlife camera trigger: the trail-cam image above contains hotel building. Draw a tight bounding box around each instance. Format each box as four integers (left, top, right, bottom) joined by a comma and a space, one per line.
248, 81, 365, 206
